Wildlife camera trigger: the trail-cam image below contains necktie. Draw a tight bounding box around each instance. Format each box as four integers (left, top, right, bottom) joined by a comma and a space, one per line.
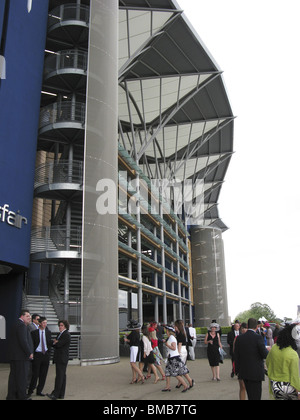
41, 331, 46, 354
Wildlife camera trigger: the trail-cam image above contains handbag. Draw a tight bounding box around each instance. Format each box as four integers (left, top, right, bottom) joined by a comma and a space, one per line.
143, 350, 155, 365
219, 347, 227, 362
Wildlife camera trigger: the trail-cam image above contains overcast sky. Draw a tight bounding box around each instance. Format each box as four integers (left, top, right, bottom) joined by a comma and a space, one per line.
178, 0, 300, 321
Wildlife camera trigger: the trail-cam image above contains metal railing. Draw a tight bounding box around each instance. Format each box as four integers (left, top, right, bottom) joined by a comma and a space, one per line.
31, 226, 82, 254
34, 160, 83, 189
39, 101, 86, 129
48, 4, 90, 30
44, 50, 88, 78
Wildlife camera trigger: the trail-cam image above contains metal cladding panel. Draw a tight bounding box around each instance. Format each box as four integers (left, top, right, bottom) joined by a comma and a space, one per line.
81, 0, 119, 364
0, 0, 49, 269
191, 226, 229, 327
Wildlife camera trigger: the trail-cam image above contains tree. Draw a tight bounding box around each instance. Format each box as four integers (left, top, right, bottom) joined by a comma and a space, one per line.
235, 302, 277, 323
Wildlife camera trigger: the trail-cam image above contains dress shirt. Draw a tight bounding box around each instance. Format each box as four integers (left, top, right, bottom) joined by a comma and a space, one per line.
36, 329, 48, 353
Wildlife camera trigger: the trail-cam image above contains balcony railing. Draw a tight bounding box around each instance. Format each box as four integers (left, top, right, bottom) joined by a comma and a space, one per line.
31, 226, 82, 255
44, 50, 88, 78
39, 101, 86, 129
34, 160, 83, 190
48, 4, 90, 30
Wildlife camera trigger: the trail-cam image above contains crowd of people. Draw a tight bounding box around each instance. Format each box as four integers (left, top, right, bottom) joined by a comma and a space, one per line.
229, 318, 300, 400
5, 310, 300, 400
125, 317, 300, 400
124, 319, 196, 392
6, 309, 71, 400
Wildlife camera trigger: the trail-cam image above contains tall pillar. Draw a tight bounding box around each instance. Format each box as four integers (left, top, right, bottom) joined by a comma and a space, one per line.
175, 222, 182, 320
135, 172, 144, 325
190, 226, 229, 327
160, 203, 167, 324
81, 0, 119, 365
191, 226, 228, 327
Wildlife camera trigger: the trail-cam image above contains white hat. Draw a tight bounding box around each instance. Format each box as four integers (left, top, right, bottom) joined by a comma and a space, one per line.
165, 325, 175, 333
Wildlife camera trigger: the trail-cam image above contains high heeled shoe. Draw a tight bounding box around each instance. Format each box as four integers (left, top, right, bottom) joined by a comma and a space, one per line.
189, 379, 195, 389
161, 388, 171, 392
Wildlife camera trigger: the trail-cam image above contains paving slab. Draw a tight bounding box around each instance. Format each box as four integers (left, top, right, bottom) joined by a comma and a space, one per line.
0, 357, 270, 401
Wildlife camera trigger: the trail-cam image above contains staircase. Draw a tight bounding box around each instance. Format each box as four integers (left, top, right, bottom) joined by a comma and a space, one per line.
25, 295, 59, 325
57, 260, 81, 299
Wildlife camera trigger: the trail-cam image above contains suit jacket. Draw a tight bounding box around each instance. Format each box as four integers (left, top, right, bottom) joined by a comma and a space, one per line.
234, 330, 269, 381
53, 330, 71, 365
31, 328, 53, 353
8, 319, 33, 361
28, 322, 39, 333
227, 329, 241, 356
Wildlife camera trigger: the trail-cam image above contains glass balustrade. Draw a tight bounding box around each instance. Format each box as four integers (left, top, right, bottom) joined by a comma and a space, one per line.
31, 226, 82, 254
44, 50, 88, 78
48, 4, 90, 30
39, 101, 86, 129
34, 160, 83, 189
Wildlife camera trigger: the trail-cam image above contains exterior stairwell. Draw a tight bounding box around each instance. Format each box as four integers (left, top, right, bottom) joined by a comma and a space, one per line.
57, 260, 81, 300
24, 294, 81, 361
24, 295, 59, 326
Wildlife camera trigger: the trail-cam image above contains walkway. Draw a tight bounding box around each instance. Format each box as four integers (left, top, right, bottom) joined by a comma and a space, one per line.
0, 357, 270, 401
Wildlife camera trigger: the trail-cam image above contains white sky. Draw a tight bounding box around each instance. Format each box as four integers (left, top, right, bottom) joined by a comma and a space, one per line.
178, 0, 300, 321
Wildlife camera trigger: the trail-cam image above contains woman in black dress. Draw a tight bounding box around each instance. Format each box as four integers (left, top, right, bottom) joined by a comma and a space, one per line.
204, 322, 223, 381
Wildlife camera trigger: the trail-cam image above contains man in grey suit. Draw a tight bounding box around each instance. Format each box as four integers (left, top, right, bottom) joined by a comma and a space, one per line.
28, 313, 40, 333
234, 318, 269, 400
6, 310, 34, 400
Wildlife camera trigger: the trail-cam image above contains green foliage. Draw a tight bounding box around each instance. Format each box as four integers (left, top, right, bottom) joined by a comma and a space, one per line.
235, 302, 277, 323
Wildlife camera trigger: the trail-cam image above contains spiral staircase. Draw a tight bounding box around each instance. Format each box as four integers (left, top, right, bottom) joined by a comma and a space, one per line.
27, 2, 90, 337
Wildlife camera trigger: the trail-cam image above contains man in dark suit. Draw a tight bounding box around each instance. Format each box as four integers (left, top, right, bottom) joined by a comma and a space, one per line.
47, 320, 71, 400
28, 316, 52, 397
227, 320, 241, 377
234, 318, 269, 400
6, 310, 34, 400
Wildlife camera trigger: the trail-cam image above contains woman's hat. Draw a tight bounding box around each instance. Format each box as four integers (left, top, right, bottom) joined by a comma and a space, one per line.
127, 320, 141, 331
209, 322, 220, 330
165, 325, 175, 333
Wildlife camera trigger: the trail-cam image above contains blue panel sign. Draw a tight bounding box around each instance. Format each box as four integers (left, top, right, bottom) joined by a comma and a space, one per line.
0, 0, 49, 269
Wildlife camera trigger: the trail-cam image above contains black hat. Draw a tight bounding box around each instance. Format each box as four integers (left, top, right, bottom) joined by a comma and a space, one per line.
127, 320, 141, 331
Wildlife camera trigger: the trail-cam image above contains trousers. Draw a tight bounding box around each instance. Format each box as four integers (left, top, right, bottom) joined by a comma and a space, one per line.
243, 379, 262, 400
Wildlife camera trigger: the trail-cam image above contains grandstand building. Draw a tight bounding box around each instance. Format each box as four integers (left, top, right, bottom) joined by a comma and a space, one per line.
0, 0, 234, 364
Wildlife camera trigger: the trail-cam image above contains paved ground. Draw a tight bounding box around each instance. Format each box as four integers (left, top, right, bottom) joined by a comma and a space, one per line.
0, 357, 270, 401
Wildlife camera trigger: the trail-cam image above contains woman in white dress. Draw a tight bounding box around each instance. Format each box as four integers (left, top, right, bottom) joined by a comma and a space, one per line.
162, 326, 194, 392
139, 325, 160, 384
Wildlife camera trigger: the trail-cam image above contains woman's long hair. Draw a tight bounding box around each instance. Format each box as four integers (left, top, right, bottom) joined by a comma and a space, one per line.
142, 325, 151, 340
175, 319, 186, 337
